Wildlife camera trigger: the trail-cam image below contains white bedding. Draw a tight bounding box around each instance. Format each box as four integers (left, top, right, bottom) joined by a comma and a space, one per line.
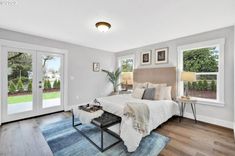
97, 94, 179, 152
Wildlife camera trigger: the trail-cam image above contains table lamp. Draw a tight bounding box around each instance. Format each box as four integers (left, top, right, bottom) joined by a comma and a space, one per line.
181, 71, 196, 98
121, 72, 133, 91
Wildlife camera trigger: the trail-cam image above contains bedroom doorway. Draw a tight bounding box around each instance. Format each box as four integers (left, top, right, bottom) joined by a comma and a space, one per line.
1, 46, 64, 123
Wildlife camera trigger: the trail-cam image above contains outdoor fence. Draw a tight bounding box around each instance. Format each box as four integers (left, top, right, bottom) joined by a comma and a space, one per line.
186, 72, 217, 99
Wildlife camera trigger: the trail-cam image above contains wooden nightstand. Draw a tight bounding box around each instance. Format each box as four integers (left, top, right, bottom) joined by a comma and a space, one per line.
176, 98, 197, 123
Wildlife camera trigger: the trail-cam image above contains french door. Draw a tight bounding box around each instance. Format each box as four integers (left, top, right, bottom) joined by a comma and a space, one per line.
1, 46, 64, 122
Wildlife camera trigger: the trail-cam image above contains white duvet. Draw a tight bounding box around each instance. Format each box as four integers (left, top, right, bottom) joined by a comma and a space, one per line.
97, 94, 179, 152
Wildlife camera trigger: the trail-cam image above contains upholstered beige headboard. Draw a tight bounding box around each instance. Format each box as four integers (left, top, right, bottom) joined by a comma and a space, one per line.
133, 67, 177, 98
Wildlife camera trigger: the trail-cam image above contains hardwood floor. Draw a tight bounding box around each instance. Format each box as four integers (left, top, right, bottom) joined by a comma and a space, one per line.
0, 112, 70, 156
0, 112, 234, 156
157, 118, 235, 156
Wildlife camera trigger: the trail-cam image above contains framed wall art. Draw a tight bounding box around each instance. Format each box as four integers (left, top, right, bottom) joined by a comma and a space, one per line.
93, 62, 100, 72
155, 48, 168, 64
140, 51, 151, 65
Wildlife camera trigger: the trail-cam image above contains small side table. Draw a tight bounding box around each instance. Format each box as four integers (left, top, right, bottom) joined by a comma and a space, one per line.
176, 98, 197, 123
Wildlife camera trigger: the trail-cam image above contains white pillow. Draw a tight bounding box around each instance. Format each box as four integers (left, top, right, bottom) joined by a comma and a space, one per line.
133, 82, 148, 90
148, 83, 167, 88
132, 88, 145, 99
159, 86, 172, 100
148, 83, 167, 100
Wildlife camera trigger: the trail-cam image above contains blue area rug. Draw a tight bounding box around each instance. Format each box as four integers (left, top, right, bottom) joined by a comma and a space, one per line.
40, 118, 170, 156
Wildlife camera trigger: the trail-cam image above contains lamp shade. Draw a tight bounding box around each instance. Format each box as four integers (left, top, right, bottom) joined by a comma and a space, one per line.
181, 71, 196, 82
121, 72, 133, 85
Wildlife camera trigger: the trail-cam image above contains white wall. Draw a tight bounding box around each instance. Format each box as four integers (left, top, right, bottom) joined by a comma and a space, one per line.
0, 28, 115, 109
116, 26, 234, 128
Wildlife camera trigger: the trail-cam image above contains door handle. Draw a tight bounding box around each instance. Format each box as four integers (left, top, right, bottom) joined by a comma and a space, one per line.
39, 81, 42, 84
39, 85, 42, 88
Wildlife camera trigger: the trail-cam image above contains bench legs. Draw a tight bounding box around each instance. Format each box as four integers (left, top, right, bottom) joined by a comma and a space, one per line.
71, 110, 122, 152
73, 124, 121, 152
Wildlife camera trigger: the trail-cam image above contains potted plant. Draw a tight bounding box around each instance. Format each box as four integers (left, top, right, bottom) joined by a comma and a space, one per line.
102, 68, 121, 93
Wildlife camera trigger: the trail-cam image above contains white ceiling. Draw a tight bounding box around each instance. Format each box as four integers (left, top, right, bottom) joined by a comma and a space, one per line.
0, 0, 235, 52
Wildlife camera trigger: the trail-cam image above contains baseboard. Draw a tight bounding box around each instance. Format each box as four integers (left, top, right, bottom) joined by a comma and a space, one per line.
184, 112, 233, 129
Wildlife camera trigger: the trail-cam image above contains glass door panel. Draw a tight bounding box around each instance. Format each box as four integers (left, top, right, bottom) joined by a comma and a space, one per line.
39, 53, 62, 109
7, 51, 34, 114
1, 46, 64, 123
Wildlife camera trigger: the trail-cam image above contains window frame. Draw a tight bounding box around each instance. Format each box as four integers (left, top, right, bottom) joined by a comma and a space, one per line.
177, 38, 225, 106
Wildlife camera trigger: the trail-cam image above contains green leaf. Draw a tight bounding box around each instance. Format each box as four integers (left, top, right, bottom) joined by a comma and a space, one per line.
102, 68, 121, 92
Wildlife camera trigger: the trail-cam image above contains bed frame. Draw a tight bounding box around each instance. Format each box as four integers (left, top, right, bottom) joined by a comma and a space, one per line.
133, 67, 177, 98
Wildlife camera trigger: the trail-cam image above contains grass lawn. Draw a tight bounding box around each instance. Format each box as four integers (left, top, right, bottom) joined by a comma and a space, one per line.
8, 91, 60, 104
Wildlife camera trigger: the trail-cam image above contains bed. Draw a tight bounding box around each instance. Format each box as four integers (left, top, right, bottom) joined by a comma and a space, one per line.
97, 67, 179, 152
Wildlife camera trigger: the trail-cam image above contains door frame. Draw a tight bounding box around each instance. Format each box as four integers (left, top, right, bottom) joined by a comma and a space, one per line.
0, 39, 68, 125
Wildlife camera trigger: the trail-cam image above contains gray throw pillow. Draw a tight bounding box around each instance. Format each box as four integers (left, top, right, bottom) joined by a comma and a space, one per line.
142, 88, 156, 100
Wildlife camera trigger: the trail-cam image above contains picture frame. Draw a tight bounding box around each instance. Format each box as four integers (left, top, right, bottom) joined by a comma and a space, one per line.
140, 50, 151, 65
93, 62, 100, 72
155, 47, 168, 64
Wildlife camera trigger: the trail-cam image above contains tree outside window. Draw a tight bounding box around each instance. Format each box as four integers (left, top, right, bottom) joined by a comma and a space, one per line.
183, 47, 219, 99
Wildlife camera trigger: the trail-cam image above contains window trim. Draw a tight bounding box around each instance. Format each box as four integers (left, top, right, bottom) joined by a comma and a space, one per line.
177, 38, 225, 106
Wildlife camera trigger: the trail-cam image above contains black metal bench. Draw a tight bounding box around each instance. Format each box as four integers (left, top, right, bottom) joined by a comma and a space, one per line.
72, 110, 122, 152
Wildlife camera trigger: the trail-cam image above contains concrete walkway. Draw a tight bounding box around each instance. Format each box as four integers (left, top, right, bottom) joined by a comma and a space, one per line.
8, 98, 60, 114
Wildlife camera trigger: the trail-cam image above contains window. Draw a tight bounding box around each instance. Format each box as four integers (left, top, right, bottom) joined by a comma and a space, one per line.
118, 55, 134, 90
178, 39, 225, 106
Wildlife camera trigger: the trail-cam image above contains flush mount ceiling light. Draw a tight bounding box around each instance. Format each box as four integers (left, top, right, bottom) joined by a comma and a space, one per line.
95, 22, 111, 32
